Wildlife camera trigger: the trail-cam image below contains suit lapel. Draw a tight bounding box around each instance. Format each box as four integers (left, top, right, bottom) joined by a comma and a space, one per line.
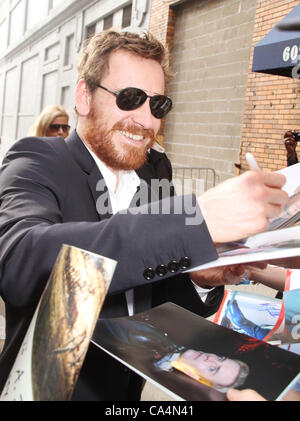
65, 130, 112, 220
88, 165, 112, 220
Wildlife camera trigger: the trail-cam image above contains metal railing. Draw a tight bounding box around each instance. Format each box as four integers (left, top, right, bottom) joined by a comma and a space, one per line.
172, 166, 218, 196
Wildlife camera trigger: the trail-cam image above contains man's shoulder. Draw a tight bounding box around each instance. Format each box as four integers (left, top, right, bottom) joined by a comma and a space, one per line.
7, 135, 67, 154
3, 136, 70, 166
0, 136, 74, 189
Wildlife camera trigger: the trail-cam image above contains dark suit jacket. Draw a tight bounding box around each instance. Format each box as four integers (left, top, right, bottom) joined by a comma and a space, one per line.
0, 130, 221, 399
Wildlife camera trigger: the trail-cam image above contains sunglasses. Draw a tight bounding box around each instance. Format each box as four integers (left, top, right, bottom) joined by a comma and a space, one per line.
96, 84, 172, 119
49, 124, 70, 132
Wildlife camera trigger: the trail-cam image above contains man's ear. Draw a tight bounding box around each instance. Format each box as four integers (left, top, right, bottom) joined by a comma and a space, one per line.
75, 79, 92, 116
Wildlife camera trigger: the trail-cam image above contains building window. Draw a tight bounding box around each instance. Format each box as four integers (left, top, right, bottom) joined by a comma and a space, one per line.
8, 1, 24, 46
60, 86, 70, 107
64, 34, 74, 66
41, 70, 58, 109
122, 4, 132, 28
103, 14, 113, 30
26, 0, 48, 31
86, 23, 96, 40
44, 42, 59, 62
49, 0, 64, 11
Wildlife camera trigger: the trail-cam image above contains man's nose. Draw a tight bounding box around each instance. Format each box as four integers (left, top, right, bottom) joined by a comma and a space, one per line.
131, 99, 156, 130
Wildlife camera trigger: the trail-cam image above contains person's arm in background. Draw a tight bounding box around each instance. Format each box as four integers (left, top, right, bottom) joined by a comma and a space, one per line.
248, 265, 287, 291
283, 130, 299, 167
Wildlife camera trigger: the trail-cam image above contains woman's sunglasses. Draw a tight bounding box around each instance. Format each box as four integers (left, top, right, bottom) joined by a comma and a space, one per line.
96, 85, 172, 119
49, 124, 70, 132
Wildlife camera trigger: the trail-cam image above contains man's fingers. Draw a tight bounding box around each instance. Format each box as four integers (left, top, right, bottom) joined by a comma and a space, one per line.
262, 172, 286, 189
265, 203, 285, 219
284, 131, 294, 138
227, 388, 267, 401
264, 185, 288, 215
248, 261, 268, 270
198, 170, 288, 243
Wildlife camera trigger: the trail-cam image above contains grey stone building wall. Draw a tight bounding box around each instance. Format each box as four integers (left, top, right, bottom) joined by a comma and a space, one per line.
0, 0, 151, 160
164, 0, 256, 182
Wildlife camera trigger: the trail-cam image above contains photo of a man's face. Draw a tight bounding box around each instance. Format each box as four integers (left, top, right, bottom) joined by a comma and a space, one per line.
94, 302, 300, 401
177, 349, 245, 389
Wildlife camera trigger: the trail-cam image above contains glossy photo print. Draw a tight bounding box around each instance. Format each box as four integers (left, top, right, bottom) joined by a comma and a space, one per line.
0, 245, 116, 401
93, 302, 300, 401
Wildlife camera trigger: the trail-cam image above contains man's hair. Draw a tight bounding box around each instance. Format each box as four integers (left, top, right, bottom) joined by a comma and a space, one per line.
29, 104, 69, 137
221, 359, 249, 391
77, 30, 173, 91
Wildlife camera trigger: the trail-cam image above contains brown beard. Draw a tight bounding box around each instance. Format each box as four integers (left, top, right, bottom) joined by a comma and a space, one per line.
82, 108, 156, 171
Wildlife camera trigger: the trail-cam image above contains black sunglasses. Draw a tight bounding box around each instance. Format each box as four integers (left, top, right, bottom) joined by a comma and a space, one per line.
49, 124, 70, 132
96, 84, 172, 119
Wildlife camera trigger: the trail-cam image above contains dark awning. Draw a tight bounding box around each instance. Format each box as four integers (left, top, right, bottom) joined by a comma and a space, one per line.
252, 3, 300, 78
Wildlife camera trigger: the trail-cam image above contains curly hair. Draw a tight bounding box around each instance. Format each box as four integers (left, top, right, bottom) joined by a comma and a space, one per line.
77, 30, 173, 92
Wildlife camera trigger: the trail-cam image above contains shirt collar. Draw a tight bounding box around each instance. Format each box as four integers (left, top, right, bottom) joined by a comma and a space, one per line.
150, 141, 165, 154
81, 140, 140, 194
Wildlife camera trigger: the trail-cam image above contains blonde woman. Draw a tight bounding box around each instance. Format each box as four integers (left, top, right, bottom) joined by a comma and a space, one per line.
30, 104, 70, 139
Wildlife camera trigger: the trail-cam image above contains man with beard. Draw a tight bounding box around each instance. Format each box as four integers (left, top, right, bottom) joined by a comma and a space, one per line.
0, 31, 288, 400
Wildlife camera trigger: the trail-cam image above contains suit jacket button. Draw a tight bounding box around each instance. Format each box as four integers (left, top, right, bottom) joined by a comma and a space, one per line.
156, 264, 168, 277
167, 260, 179, 273
179, 257, 191, 269
143, 267, 155, 280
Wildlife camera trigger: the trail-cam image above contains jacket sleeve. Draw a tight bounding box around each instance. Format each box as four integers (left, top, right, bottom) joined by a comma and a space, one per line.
0, 137, 218, 309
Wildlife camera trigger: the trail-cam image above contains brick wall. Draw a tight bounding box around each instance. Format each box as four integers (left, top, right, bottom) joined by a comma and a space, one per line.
150, 0, 256, 181
149, 0, 176, 44
149, 0, 177, 143
240, 0, 300, 172
150, 0, 300, 177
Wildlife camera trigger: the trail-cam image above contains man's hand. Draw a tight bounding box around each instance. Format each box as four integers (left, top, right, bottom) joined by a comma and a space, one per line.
198, 171, 288, 243
283, 131, 298, 166
190, 265, 249, 288
190, 262, 267, 288
283, 131, 297, 154
227, 388, 267, 401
